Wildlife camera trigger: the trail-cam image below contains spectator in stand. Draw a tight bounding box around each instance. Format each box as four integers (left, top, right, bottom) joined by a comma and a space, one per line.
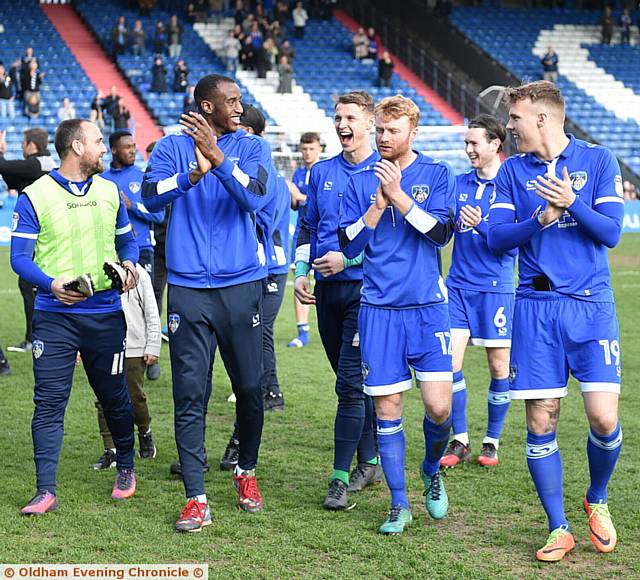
234, 0, 248, 27
112, 15, 128, 59
242, 12, 255, 35
292, 1, 309, 39
138, 0, 154, 16
223, 29, 242, 73
366, 27, 378, 60
250, 20, 264, 50
103, 85, 121, 130
255, 38, 272, 78
623, 180, 638, 201
541, 46, 559, 83
22, 60, 44, 114
0, 127, 54, 354
10, 59, 23, 101
151, 56, 168, 93
21, 46, 36, 81
153, 21, 167, 55
378, 50, 394, 87
90, 91, 105, 129
277, 55, 293, 93
57, 98, 76, 122
131, 20, 146, 57
270, 20, 284, 46
240, 35, 256, 70
173, 59, 189, 93
352, 27, 368, 60
187, 0, 208, 23
279, 39, 295, 62
0, 64, 16, 119
273, 0, 289, 27
620, 8, 632, 45
167, 15, 183, 58
183, 85, 197, 114
601, 6, 614, 45
112, 97, 131, 130
233, 23, 244, 41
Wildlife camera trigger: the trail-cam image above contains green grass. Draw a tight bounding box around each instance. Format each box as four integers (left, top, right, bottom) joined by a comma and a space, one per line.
0, 238, 639, 579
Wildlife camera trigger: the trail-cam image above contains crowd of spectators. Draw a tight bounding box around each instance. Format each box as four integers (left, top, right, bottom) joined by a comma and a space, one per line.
0, 46, 46, 121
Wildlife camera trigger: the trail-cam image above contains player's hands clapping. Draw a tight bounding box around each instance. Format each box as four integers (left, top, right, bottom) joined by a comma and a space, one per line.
459, 205, 482, 228
313, 251, 345, 277
180, 112, 224, 167
535, 167, 576, 209
374, 185, 389, 210
374, 159, 403, 201
51, 278, 87, 305
294, 275, 315, 305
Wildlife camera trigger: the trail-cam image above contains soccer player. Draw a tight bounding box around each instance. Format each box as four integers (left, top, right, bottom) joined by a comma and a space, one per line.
287, 132, 322, 348
294, 92, 381, 509
11, 119, 139, 514
488, 81, 624, 561
102, 130, 165, 381
441, 115, 515, 468
339, 95, 456, 534
142, 75, 272, 532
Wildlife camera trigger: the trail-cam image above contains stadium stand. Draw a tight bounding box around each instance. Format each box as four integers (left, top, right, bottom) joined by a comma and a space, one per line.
450, 7, 640, 173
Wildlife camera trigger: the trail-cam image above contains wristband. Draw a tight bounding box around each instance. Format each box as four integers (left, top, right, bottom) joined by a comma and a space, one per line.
295, 261, 311, 278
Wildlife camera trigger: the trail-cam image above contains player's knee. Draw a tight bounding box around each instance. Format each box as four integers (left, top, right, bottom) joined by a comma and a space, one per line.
588, 411, 618, 436
425, 402, 451, 424
488, 359, 509, 379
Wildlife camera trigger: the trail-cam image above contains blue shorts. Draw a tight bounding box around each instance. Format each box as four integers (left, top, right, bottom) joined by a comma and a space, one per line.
359, 303, 453, 396
448, 286, 513, 347
509, 295, 621, 399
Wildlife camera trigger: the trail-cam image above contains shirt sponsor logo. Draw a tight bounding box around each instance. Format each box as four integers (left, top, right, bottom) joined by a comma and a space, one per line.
32, 340, 45, 360
67, 200, 98, 209
168, 313, 180, 334
129, 181, 141, 194
411, 184, 429, 203
323, 181, 333, 190
569, 171, 588, 192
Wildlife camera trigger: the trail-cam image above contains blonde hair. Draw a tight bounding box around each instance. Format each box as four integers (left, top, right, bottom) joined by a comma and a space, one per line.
505, 81, 565, 112
375, 95, 420, 129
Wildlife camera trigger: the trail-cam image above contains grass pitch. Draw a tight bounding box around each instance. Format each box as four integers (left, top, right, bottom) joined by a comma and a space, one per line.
0, 238, 638, 579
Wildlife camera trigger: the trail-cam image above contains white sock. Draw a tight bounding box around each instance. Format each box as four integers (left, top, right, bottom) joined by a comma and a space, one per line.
454, 433, 469, 446
235, 465, 253, 476
193, 494, 207, 504
482, 436, 499, 449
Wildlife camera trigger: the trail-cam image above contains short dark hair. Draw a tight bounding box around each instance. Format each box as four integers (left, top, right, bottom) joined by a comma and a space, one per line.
239, 103, 265, 136
335, 91, 375, 115
194, 74, 235, 110
467, 114, 506, 152
145, 141, 157, 155
23, 128, 49, 154
55, 119, 86, 160
109, 129, 132, 149
505, 81, 565, 112
300, 132, 321, 144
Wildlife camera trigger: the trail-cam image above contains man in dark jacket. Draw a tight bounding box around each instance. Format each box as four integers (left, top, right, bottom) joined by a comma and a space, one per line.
0, 127, 54, 353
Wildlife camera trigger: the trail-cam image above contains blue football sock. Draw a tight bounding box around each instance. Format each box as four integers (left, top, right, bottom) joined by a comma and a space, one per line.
526, 431, 568, 532
357, 394, 377, 463
334, 398, 364, 473
451, 370, 467, 439
422, 413, 452, 477
297, 323, 309, 345
486, 377, 510, 441
586, 422, 622, 504
377, 418, 408, 509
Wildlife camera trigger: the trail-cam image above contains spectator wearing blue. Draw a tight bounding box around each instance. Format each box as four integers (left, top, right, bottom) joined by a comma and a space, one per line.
620, 8, 632, 45
541, 47, 558, 84
111, 15, 128, 59
131, 20, 146, 57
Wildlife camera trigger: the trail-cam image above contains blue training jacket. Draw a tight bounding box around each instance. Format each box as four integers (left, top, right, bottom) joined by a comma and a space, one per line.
142, 130, 272, 289
102, 164, 165, 252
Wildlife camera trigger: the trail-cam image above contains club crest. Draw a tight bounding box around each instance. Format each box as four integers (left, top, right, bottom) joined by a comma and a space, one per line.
11, 212, 19, 231
569, 171, 588, 192
508, 365, 518, 384
168, 313, 180, 334
361, 362, 370, 381
411, 184, 429, 203
129, 181, 141, 194
32, 340, 44, 359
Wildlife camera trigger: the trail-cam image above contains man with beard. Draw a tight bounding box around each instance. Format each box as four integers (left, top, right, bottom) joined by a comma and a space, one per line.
339, 95, 456, 534
142, 74, 271, 532
295, 91, 381, 511
10, 119, 139, 515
